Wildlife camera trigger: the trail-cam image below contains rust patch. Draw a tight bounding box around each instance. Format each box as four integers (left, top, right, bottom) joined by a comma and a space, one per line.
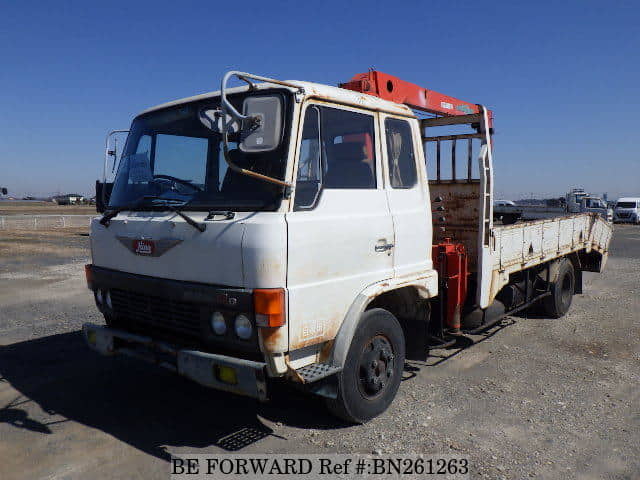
318, 339, 334, 363
283, 356, 306, 383
258, 327, 286, 353
289, 307, 344, 351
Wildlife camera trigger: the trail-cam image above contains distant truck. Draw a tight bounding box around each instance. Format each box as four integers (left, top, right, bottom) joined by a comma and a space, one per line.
83, 70, 613, 423
494, 188, 613, 224
53, 194, 86, 205
613, 197, 640, 224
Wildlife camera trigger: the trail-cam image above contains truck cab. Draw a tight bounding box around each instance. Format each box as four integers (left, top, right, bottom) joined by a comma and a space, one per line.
614, 197, 640, 224
85, 72, 439, 420
567, 189, 612, 221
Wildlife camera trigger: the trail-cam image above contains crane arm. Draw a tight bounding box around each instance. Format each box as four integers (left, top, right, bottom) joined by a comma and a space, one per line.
340, 70, 492, 124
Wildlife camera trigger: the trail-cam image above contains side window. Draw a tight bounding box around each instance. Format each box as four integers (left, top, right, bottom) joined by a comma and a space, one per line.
322, 107, 376, 189
294, 107, 322, 209
294, 105, 377, 209
136, 135, 152, 156
385, 118, 417, 189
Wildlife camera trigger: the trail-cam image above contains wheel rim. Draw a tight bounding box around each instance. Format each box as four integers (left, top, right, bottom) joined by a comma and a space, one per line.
358, 335, 395, 399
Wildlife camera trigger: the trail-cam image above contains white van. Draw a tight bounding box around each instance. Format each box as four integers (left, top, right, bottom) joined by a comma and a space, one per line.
614, 197, 640, 224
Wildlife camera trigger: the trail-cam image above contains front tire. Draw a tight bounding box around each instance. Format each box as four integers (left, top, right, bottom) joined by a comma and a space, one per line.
542, 259, 575, 318
326, 308, 405, 424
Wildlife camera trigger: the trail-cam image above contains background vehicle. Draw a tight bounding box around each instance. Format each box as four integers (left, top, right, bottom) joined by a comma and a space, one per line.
83, 70, 612, 423
614, 197, 640, 224
494, 188, 613, 224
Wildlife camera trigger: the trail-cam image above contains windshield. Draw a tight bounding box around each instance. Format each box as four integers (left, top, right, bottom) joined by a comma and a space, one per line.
586, 198, 606, 209
109, 91, 291, 211
616, 201, 637, 209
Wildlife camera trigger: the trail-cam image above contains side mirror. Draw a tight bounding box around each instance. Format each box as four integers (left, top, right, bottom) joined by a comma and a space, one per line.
1, 188, 7, 195
239, 95, 283, 153
95, 180, 113, 213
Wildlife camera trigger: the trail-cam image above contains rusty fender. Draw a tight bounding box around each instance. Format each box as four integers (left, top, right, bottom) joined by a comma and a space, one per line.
328, 272, 438, 369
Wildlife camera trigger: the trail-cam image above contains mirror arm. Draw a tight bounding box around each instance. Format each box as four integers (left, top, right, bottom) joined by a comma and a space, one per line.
103, 130, 129, 183
219, 71, 297, 191
237, 74, 257, 91
220, 71, 304, 123
221, 131, 291, 189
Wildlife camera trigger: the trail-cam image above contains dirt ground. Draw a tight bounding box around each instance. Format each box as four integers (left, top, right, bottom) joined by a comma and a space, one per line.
0, 201, 96, 216
0, 226, 638, 480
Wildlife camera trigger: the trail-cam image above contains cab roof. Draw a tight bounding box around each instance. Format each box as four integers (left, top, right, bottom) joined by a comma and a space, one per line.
139, 80, 415, 118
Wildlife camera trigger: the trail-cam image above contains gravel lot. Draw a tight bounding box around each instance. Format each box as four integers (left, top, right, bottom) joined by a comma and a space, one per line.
0, 225, 638, 479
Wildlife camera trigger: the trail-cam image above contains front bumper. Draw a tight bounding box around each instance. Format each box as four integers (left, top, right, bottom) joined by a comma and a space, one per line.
614, 215, 637, 223
83, 323, 268, 400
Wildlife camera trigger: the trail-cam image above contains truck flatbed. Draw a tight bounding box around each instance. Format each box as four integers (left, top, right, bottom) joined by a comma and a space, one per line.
492, 213, 611, 275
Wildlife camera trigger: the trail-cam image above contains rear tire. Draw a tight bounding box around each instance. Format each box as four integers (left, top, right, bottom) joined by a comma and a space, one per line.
325, 308, 405, 424
542, 259, 575, 318
502, 214, 519, 225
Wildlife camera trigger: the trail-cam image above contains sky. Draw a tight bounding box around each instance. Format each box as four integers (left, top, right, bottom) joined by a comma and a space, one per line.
1, 0, 639, 200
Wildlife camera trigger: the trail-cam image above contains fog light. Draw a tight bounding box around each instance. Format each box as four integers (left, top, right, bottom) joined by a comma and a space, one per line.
105, 290, 112, 309
210, 311, 226, 335
234, 314, 252, 340
214, 365, 238, 385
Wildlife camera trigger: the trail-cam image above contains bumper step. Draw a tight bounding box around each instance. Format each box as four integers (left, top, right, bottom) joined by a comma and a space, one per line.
296, 363, 341, 383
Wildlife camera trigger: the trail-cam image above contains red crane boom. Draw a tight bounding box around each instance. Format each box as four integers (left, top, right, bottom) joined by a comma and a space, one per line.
340, 70, 492, 123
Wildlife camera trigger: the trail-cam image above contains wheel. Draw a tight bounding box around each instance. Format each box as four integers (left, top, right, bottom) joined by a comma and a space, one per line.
325, 308, 405, 424
542, 259, 575, 318
502, 214, 519, 225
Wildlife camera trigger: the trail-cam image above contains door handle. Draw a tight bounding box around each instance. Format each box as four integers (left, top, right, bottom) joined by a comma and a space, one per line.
375, 243, 394, 252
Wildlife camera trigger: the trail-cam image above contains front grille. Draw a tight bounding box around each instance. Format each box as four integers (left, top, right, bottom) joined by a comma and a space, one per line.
616, 212, 631, 218
110, 288, 202, 341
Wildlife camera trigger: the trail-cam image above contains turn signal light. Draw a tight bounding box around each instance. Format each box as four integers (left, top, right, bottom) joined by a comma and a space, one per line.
253, 288, 285, 327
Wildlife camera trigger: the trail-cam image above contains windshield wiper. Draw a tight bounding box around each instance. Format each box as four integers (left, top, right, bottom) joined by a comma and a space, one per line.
100, 195, 206, 232
99, 195, 156, 227
165, 203, 206, 233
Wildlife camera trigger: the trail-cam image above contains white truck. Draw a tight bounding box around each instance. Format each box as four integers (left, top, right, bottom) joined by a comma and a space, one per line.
83, 70, 612, 423
494, 188, 613, 224
613, 197, 640, 224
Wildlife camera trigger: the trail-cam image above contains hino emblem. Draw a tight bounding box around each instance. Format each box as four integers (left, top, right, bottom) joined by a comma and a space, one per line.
117, 236, 182, 257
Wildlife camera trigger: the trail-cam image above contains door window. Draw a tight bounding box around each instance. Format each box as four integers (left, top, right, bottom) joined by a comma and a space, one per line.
385, 118, 417, 189
294, 105, 376, 210
322, 107, 376, 189
294, 105, 377, 209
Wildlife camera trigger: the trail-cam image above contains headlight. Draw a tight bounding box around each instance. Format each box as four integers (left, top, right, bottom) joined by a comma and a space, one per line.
95, 289, 103, 305
105, 290, 112, 309
210, 311, 226, 335
234, 314, 252, 340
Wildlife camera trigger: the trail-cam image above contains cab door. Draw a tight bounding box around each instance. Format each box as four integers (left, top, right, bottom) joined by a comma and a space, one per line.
380, 115, 432, 278
285, 103, 394, 350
